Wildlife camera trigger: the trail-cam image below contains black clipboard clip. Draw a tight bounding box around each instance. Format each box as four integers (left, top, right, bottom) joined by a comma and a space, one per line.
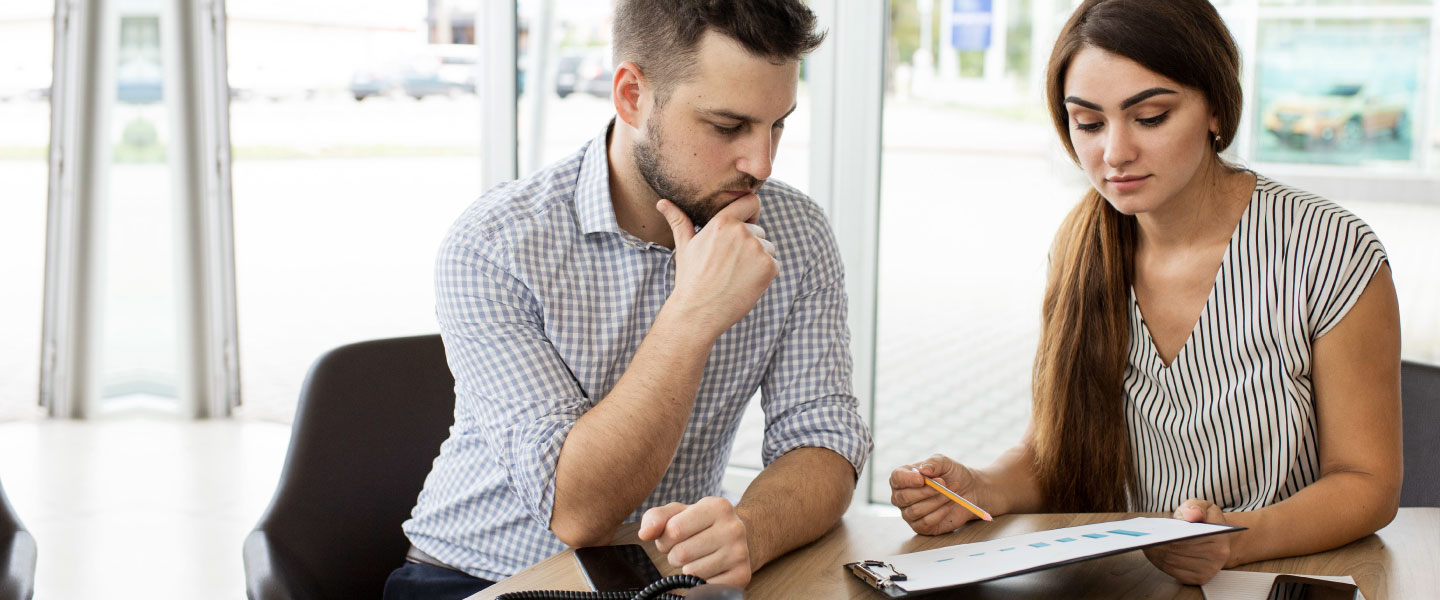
847, 559, 909, 589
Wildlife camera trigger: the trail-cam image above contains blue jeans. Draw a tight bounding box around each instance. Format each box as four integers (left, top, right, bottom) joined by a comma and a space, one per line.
383, 561, 495, 600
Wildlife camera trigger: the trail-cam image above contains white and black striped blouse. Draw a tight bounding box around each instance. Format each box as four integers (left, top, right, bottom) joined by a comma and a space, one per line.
1124, 174, 1388, 513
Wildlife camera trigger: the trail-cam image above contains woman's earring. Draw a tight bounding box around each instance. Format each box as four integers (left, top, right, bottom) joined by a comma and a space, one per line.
1211, 131, 1223, 150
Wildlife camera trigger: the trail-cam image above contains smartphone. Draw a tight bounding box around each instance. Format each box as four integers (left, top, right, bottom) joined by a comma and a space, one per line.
574, 544, 664, 592
1265, 575, 1359, 600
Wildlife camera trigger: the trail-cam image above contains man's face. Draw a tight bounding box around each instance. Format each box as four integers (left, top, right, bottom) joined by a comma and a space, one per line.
632, 31, 800, 228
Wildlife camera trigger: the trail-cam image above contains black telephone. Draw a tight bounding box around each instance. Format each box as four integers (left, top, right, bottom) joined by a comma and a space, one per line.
494, 544, 744, 600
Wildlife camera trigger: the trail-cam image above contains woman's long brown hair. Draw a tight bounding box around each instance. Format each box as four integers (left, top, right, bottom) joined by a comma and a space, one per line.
1034, 0, 1242, 512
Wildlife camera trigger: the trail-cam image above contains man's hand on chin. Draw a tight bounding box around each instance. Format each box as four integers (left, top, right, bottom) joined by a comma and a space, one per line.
637, 497, 753, 587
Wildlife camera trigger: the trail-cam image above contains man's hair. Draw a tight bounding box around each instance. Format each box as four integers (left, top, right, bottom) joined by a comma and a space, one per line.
613, 0, 825, 104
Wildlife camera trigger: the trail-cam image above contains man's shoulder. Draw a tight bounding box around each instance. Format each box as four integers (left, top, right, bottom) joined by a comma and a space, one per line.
447, 148, 589, 245
756, 178, 828, 234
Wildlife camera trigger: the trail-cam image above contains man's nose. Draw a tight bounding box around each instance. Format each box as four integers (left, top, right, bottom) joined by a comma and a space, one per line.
737, 131, 774, 182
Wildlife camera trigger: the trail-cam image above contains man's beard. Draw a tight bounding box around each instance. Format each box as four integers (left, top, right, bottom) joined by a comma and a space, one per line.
633, 120, 761, 229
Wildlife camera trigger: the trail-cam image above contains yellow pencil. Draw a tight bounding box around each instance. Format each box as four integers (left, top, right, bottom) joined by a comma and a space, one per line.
913, 469, 993, 522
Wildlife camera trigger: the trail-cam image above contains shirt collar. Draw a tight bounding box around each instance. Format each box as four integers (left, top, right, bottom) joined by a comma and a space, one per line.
575, 121, 624, 236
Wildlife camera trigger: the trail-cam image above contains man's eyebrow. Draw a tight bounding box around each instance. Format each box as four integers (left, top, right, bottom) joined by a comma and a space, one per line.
1064, 87, 1179, 112
701, 102, 799, 124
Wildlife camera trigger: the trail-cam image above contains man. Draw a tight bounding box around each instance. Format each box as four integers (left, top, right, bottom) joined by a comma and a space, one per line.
386, 1, 872, 597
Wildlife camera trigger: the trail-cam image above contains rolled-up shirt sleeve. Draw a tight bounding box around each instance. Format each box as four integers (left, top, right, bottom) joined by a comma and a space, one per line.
436, 228, 589, 529
758, 206, 873, 477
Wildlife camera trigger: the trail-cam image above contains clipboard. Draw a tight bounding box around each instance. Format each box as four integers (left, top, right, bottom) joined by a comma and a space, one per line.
845, 517, 1245, 597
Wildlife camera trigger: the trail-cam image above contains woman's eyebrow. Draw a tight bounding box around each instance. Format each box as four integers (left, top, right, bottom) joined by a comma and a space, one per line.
1120, 87, 1178, 109
1064, 87, 1179, 111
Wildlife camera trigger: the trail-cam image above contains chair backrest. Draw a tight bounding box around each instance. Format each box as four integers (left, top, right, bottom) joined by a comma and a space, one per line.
0, 479, 36, 600
1401, 360, 1440, 507
245, 334, 456, 599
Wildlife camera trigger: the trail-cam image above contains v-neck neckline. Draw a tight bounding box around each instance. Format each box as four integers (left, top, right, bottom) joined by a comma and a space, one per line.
1130, 175, 1263, 372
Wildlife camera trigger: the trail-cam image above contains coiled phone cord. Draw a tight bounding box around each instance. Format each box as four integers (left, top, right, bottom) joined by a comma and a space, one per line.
494, 574, 707, 600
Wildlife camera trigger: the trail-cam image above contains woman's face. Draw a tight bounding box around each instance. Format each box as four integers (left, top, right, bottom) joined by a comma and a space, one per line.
1062, 46, 1220, 216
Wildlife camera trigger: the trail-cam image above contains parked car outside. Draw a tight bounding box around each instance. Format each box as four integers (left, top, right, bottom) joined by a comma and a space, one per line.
1263, 82, 1409, 148
402, 44, 478, 100
229, 63, 314, 102
349, 62, 403, 101
0, 63, 49, 102
554, 50, 586, 98
555, 47, 612, 99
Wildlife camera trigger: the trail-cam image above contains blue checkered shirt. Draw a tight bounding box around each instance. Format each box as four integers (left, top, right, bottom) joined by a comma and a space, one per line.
402, 127, 873, 582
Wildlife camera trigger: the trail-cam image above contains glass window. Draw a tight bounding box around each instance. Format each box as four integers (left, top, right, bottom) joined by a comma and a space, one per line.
1340, 200, 1440, 365
0, 3, 52, 418
1260, 0, 1432, 6
1245, 5, 1440, 366
869, 0, 1080, 500
1432, 58, 1440, 174
1253, 19, 1429, 166
227, 0, 484, 418
102, 10, 182, 407
517, 0, 615, 176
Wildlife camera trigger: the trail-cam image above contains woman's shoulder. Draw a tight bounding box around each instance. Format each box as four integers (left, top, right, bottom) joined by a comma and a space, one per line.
1250, 173, 1376, 239
1248, 175, 1390, 337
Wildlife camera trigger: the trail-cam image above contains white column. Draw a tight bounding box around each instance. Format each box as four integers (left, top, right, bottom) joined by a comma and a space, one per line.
938, 0, 958, 81
1028, 0, 1057, 98
479, 0, 517, 190
913, 0, 934, 93
169, 0, 239, 418
42, 0, 112, 418
521, 0, 556, 177
809, 0, 887, 510
983, 0, 1007, 83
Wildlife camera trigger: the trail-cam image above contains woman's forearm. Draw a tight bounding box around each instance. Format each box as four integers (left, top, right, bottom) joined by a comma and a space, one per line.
980, 442, 1045, 515
1224, 470, 1400, 567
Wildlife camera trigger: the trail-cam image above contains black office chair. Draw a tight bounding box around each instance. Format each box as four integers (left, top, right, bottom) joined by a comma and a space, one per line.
0, 478, 36, 600
1400, 360, 1440, 508
244, 334, 457, 600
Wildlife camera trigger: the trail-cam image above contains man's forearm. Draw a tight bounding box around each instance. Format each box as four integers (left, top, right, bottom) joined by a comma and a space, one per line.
734, 447, 857, 570
550, 304, 716, 546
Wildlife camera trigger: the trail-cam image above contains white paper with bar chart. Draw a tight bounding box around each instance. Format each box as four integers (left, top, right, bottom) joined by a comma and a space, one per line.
847, 517, 1244, 597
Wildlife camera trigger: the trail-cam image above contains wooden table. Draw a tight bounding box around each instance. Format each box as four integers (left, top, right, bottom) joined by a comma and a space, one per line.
472, 508, 1438, 599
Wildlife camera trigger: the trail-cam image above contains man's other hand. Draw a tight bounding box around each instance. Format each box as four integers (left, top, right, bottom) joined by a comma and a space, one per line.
637, 497, 753, 587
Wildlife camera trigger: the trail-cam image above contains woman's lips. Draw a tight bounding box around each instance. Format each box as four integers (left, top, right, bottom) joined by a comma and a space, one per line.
1107, 175, 1150, 192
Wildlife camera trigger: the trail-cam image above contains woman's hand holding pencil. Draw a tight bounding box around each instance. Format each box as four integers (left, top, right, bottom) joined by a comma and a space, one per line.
889, 455, 999, 535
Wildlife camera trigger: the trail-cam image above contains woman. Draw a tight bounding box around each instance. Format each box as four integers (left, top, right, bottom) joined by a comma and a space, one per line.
890, 0, 1402, 585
